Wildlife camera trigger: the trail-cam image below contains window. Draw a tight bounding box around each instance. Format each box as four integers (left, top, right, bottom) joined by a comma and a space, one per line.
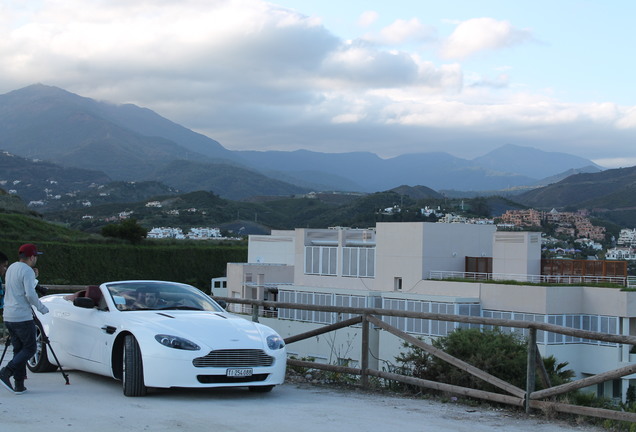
342, 247, 375, 278
305, 246, 337, 275
394, 277, 402, 291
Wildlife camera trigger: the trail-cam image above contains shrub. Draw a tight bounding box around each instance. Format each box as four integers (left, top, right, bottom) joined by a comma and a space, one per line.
396, 327, 573, 395
101, 218, 148, 244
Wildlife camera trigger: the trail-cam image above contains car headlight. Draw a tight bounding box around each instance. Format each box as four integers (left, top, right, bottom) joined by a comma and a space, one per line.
155, 334, 200, 350
266, 334, 285, 350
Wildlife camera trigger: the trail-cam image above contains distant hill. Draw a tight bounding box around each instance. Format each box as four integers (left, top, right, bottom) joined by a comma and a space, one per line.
517, 166, 636, 209
389, 185, 444, 200
148, 160, 310, 200
472, 144, 603, 179
44, 187, 467, 233
0, 150, 111, 203
236, 149, 539, 192
0, 84, 232, 179
0, 84, 606, 199
0, 212, 94, 242
39, 181, 180, 212
0, 187, 33, 214
516, 166, 636, 227
532, 165, 604, 187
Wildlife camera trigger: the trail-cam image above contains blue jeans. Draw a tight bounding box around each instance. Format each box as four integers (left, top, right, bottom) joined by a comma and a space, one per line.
5, 320, 37, 381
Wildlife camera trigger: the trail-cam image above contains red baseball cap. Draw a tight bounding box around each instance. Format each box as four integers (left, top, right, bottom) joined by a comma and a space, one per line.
19, 243, 43, 257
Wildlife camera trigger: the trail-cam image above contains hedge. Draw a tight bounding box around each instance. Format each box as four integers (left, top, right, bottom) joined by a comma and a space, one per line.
0, 240, 247, 292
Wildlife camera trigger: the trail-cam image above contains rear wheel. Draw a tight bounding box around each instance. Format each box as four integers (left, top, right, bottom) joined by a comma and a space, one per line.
27, 321, 58, 373
122, 335, 147, 397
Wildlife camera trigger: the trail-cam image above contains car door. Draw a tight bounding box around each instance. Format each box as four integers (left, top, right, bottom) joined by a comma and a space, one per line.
53, 298, 114, 375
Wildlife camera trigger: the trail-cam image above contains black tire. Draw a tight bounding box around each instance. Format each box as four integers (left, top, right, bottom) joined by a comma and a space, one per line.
123, 335, 147, 397
249, 385, 274, 393
27, 321, 58, 373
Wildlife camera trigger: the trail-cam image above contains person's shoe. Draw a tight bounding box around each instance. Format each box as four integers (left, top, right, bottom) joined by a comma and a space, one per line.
13, 379, 26, 395
0, 367, 15, 393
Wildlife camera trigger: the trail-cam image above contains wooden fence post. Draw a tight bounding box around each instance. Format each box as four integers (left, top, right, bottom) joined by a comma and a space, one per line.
361, 314, 369, 388
252, 304, 259, 322
526, 328, 537, 413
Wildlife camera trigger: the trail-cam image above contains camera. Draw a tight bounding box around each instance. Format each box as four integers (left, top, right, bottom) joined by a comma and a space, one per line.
35, 284, 49, 296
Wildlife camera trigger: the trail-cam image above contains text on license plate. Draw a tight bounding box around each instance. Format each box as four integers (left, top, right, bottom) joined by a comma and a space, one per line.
226, 368, 253, 377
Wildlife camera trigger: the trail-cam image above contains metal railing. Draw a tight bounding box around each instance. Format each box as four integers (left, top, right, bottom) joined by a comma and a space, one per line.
428, 271, 627, 286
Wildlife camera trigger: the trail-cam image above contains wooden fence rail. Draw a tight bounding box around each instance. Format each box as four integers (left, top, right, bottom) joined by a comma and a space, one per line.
215, 296, 636, 423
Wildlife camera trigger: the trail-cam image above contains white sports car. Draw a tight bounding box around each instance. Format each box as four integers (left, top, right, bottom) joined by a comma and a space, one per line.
29, 280, 287, 396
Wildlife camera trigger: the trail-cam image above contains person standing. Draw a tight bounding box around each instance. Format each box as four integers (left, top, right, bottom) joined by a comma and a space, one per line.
0, 251, 8, 311
0, 251, 8, 339
0, 244, 49, 394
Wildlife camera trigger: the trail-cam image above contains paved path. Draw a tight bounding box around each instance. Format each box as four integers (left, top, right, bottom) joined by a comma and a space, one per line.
0, 368, 603, 432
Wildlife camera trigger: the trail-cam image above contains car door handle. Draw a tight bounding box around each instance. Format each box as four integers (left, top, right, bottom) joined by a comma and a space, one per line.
101, 325, 117, 334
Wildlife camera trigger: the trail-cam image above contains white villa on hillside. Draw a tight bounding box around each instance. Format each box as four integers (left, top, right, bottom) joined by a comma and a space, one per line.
226, 222, 636, 401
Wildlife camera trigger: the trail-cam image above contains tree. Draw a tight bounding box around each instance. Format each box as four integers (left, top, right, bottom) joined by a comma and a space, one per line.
101, 218, 148, 244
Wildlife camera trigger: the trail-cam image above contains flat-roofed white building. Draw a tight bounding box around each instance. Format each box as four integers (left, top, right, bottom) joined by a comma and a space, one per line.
226, 222, 636, 401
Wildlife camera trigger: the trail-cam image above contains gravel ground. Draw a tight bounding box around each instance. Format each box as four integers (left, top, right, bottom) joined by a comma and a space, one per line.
0, 366, 607, 432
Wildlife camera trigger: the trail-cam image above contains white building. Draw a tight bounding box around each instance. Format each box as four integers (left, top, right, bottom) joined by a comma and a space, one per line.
147, 227, 185, 239
606, 247, 636, 261
227, 222, 636, 401
187, 227, 221, 240
618, 229, 636, 246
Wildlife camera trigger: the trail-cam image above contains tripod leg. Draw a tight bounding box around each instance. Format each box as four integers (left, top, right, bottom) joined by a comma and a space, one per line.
0, 337, 10, 365
31, 317, 70, 385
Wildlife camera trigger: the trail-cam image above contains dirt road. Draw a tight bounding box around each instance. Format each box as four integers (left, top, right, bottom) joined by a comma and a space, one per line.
0, 368, 607, 432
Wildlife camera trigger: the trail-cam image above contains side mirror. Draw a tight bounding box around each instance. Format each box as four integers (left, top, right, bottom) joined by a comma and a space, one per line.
216, 300, 227, 310
74, 297, 95, 309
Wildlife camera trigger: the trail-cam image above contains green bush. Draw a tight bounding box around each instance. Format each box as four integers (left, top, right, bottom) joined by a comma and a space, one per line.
101, 218, 147, 244
396, 328, 574, 394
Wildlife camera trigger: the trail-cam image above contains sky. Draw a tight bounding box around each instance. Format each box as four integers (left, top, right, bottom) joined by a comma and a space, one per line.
1, 0, 636, 168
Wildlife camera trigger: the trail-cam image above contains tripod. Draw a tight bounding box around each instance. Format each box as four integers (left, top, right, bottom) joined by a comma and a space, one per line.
0, 333, 10, 365
1, 317, 70, 385
32, 312, 70, 385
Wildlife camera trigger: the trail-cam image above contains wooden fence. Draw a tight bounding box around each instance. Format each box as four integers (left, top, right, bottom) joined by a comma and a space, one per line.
216, 296, 636, 423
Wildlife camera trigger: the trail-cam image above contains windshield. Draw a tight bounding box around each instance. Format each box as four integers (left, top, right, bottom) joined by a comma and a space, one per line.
106, 281, 224, 312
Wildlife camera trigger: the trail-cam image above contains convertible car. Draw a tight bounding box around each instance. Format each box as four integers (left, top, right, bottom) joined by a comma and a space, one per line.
29, 280, 287, 396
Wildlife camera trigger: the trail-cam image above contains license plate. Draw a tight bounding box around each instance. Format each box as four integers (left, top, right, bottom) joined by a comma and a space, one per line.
226, 368, 253, 377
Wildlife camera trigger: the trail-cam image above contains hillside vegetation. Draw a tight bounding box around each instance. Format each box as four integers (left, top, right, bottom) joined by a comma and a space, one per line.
517, 166, 636, 227
0, 213, 95, 242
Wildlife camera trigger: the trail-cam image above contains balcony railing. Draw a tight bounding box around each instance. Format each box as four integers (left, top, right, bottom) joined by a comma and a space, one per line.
428, 271, 627, 286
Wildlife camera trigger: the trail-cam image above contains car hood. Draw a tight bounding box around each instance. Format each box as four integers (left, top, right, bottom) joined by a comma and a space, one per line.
124, 311, 269, 350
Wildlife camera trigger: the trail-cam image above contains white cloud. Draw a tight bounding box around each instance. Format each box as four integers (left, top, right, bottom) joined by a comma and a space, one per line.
615, 106, 636, 129
358, 11, 379, 28
376, 18, 436, 46
593, 157, 636, 169
0, 1, 634, 166
441, 17, 533, 59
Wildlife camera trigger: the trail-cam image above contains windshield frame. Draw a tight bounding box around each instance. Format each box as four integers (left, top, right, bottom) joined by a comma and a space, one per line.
105, 281, 224, 312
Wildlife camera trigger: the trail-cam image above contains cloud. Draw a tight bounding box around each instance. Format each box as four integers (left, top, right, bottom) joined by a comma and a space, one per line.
593, 157, 636, 169
358, 11, 379, 28
441, 18, 533, 59
375, 18, 436, 46
467, 73, 510, 89
321, 42, 421, 88
0, 1, 634, 168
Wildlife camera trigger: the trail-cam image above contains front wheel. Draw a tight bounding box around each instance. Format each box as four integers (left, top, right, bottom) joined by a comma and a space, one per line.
27, 320, 58, 373
122, 335, 147, 397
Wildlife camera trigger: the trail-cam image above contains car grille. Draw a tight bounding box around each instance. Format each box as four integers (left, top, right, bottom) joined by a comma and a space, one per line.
193, 349, 274, 368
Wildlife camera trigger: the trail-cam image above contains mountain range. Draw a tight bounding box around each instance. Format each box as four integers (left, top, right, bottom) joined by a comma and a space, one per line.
0, 84, 604, 201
